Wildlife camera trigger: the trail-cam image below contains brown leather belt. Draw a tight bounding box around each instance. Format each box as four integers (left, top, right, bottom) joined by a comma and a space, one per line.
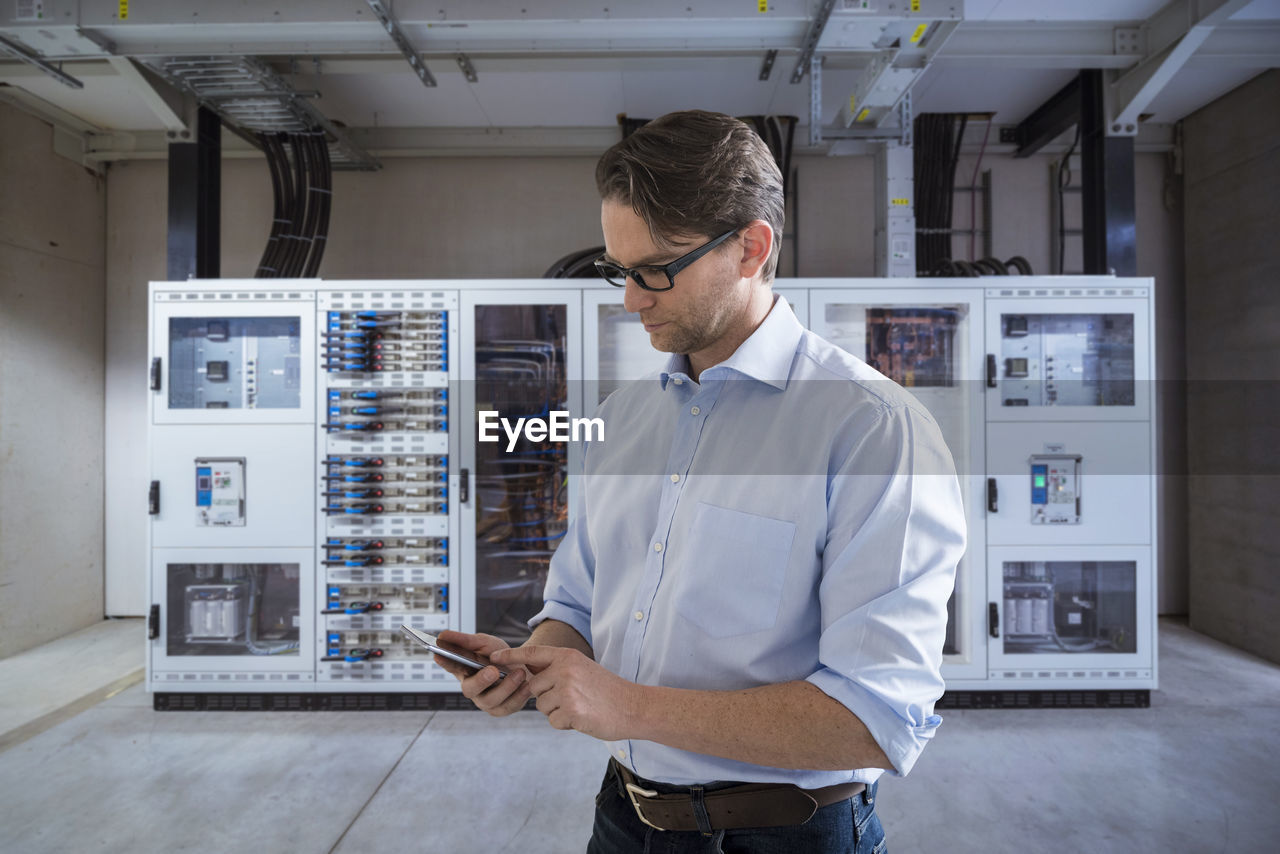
609, 758, 866, 833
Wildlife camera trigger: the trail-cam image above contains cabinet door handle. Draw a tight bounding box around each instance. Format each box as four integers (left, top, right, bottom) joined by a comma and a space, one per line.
989, 602, 1000, 638
148, 605, 160, 640
985, 354, 997, 388
149, 481, 161, 516
458, 468, 469, 504
150, 357, 162, 391
987, 477, 998, 513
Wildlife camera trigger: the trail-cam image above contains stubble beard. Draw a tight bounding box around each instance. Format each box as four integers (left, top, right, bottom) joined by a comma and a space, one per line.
646, 271, 743, 356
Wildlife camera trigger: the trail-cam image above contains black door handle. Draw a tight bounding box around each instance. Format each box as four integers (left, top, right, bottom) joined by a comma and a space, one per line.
149, 481, 161, 515
986, 354, 997, 388
989, 602, 1000, 638
150, 357, 162, 391
987, 478, 998, 513
458, 468, 469, 504
148, 605, 160, 640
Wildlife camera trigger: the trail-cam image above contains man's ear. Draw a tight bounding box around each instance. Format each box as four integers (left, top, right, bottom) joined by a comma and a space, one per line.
737, 220, 774, 280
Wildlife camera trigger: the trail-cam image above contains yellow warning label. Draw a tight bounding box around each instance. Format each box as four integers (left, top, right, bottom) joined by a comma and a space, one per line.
911, 0, 921, 11
891, 198, 911, 206
758, 0, 768, 11
911, 23, 928, 43
857, 107, 871, 122
849, 95, 857, 115
119, 0, 128, 21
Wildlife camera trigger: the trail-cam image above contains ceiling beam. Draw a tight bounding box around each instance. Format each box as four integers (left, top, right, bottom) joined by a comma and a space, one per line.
1010, 74, 1082, 158
364, 0, 437, 87
0, 33, 83, 88
1110, 0, 1254, 132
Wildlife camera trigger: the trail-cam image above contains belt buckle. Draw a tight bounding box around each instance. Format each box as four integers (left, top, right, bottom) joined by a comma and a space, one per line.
624, 782, 666, 831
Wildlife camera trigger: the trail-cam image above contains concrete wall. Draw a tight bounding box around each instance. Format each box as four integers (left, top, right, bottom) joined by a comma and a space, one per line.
0, 103, 107, 658
104, 147, 1184, 617
1182, 70, 1280, 665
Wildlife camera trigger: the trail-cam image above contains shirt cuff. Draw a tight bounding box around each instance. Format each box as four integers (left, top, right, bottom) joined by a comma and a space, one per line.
528, 599, 593, 648
806, 668, 942, 777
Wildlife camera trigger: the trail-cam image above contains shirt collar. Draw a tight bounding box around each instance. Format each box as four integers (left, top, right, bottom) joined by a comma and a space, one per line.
659, 293, 802, 391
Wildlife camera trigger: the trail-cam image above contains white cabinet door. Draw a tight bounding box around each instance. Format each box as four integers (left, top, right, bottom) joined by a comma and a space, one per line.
985, 421, 1153, 546
984, 293, 1151, 422
149, 546, 315, 687
150, 425, 317, 549
986, 545, 1153, 684
151, 294, 316, 425
458, 290, 582, 642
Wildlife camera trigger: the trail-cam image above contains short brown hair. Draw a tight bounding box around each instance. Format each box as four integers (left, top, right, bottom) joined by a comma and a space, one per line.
595, 110, 784, 282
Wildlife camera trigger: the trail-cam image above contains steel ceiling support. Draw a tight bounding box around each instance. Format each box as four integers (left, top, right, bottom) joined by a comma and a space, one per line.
808, 55, 823, 147
759, 49, 777, 82
790, 0, 837, 84
0, 33, 83, 88
1010, 75, 1081, 158
1110, 0, 1253, 132
365, 0, 437, 87
1080, 69, 1136, 276
167, 106, 221, 281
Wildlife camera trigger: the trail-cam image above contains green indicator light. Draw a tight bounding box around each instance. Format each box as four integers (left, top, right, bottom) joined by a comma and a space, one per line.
1034, 475, 1046, 487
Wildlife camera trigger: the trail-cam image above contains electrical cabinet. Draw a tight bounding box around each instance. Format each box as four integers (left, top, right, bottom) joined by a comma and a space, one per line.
147, 277, 1157, 703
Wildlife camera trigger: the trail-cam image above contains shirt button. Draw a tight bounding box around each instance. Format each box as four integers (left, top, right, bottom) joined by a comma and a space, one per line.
690, 406, 700, 415
670, 473, 680, 483
653, 542, 663, 553
634, 611, 644, 621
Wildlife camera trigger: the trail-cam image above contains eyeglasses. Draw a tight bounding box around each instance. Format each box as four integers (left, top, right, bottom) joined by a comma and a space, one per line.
593, 229, 738, 292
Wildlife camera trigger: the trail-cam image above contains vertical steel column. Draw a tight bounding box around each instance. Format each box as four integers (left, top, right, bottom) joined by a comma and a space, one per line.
167, 106, 221, 280
1079, 70, 1136, 276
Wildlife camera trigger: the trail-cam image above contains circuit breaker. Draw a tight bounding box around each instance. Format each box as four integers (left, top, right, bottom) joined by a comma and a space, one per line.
195, 458, 245, 526
1029, 454, 1081, 525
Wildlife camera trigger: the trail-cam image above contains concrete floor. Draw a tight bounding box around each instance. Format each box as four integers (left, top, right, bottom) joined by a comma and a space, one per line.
1, 617, 1277, 854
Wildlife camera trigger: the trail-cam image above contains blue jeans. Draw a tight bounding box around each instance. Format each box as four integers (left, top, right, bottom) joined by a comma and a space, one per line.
586, 763, 886, 854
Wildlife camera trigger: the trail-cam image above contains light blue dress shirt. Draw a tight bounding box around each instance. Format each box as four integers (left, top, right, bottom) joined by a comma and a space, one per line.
529, 294, 967, 787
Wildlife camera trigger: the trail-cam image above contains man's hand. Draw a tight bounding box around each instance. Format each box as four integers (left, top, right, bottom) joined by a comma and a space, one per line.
490, 645, 639, 741
434, 630, 532, 716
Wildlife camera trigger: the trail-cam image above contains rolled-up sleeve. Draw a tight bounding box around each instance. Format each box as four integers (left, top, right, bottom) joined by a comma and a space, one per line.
528, 440, 596, 646
805, 403, 967, 777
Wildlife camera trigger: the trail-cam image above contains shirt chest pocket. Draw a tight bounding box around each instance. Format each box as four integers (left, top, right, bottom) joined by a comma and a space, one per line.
673, 502, 797, 639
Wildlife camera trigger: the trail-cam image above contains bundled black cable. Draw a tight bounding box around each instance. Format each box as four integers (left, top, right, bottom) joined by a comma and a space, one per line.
303, 131, 333, 278
254, 130, 334, 278
913, 113, 966, 275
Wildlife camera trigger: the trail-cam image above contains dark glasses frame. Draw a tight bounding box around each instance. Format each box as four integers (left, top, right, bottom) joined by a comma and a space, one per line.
593, 229, 738, 292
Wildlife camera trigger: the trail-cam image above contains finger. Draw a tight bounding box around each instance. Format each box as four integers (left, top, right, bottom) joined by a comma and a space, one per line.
459, 665, 507, 703
491, 678, 534, 715
439, 630, 508, 657
526, 668, 556, 698
433, 653, 476, 682
469, 666, 531, 712
534, 685, 561, 717
491, 644, 561, 670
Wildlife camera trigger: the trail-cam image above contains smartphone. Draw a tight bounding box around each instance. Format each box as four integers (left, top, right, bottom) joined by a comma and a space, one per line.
400, 626, 506, 678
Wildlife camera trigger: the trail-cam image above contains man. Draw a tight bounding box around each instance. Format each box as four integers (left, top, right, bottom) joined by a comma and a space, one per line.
437, 110, 966, 852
